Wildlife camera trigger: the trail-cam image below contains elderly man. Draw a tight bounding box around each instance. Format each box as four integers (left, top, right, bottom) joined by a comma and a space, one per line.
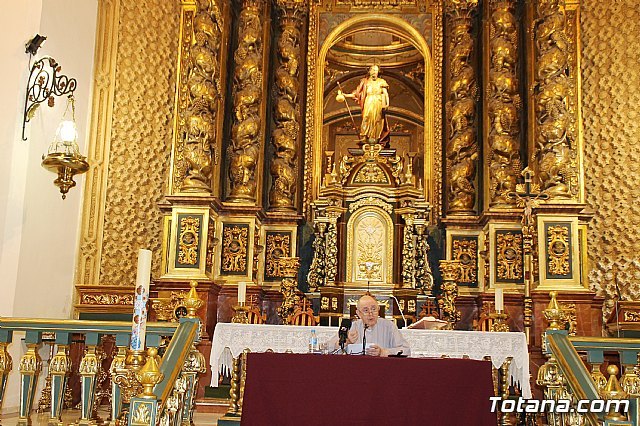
330, 294, 410, 357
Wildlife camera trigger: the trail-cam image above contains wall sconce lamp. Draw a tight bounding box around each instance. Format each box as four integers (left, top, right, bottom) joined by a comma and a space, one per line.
23, 35, 89, 199
41, 95, 89, 199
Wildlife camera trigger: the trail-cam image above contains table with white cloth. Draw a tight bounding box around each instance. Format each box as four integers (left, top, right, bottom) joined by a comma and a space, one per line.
209, 322, 532, 398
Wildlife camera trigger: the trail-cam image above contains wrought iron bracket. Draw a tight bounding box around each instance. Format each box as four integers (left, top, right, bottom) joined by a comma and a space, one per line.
22, 56, 77, 141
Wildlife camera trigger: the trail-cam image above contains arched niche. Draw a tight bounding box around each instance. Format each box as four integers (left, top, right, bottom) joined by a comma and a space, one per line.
308, 14, 435, 212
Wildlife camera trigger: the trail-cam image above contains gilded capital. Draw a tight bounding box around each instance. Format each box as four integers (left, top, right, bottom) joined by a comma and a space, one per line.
439, 260, 461, 282
445, 0, 479, 16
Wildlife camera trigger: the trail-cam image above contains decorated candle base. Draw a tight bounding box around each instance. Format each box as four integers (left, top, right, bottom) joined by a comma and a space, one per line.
231, 304, 250, 324
490, 312, 510, 333
125, 349, 147, 372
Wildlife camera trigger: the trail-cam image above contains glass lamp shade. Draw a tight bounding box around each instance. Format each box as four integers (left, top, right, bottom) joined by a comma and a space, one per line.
41, 118, 88, 199
57, 120, 77, 143
48, 119, 80, 155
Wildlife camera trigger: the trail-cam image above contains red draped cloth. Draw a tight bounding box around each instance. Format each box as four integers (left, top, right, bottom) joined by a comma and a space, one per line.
240, 353, 498, 426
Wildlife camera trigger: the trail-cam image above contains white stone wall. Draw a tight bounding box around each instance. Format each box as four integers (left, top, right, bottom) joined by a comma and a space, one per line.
0, 0, 98, 414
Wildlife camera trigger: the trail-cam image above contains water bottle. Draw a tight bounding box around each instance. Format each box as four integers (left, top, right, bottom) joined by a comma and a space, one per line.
309, 329, 318, 353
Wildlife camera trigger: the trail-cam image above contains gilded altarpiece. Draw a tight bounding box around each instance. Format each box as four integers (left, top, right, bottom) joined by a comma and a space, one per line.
71, 0, 599, 341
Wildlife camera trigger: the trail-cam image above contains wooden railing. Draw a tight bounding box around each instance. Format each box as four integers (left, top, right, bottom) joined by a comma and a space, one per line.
0, 316, 204, 425
538, 293, 638, 426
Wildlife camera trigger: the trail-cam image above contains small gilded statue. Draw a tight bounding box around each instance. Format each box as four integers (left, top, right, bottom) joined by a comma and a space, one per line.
336, 65, 390, 146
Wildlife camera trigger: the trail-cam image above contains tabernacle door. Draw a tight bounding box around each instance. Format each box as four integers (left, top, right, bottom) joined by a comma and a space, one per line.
346, 206, 394, 286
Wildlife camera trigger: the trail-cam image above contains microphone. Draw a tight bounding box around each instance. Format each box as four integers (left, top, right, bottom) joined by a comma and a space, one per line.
338, 318, 352, 352
362, 324, 368, 355
390, 295, 408, 329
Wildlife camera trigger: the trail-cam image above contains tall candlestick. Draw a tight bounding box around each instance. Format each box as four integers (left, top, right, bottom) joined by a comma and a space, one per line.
495, 288, 504, 312
131, 249, 152, 351
238, 282, 247, 305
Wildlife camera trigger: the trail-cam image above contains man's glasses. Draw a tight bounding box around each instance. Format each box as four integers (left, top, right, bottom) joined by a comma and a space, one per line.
359, 307, 378, 315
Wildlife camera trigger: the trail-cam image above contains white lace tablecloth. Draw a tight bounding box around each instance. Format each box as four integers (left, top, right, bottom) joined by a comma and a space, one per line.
210, 322, 531, 398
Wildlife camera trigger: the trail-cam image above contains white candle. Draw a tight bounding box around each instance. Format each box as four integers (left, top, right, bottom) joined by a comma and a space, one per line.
131, 249, 152, 351
136, 249, 152, 288
495, 288, 504, 312
238, 282, 246, 304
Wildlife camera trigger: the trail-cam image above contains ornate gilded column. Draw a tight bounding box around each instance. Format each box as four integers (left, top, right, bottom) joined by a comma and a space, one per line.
445, 0, 480, 215
484, 0, 522, 207
172, 0, 225, 194
157, 0, 226, 358
48, 333, 72, 425
78, 334, 102, 426
400, 213, 416, 288
439, 260, 461, 329
528, 0, 581, 200
307, 221, 327, 291
0, 329, 12, 415
268, 0, 306, 211
324, 210, 341, 286
227, 0, 269, 203
17, 332, 42, 426
414, 216, 434, 295
109, 334, 129, 425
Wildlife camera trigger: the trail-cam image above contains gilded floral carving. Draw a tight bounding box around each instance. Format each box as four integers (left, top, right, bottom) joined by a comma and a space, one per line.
178, 0, 224, 192
178, 216, 200, 266
496, 231, 523, 281
547, 225, 570, 276
265, 233, 292, 278
221, 225, 249, 273
452, 237, 478, 285
81, 294, 134, 306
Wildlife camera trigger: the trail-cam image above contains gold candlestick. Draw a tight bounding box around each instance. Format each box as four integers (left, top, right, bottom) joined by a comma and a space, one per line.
489, 311, 510, 332
232, 304, 250, 324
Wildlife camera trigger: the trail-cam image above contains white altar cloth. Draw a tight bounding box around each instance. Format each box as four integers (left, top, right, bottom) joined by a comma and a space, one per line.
209, 322, 531, 398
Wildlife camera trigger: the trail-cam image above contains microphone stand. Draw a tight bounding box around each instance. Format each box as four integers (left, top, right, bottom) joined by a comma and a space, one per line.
362, 324, 368, 355
391, 295, 408, 329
